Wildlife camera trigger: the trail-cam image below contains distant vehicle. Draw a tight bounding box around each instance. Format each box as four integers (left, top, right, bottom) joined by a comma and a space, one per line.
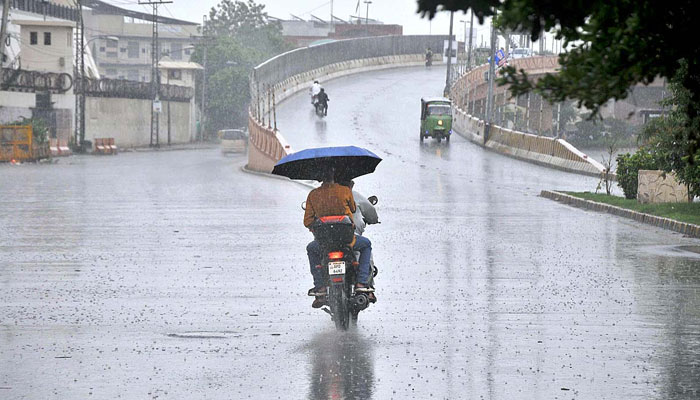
420, 97, 453, 143
218, 128, 247, 154
510, 48, 533, 59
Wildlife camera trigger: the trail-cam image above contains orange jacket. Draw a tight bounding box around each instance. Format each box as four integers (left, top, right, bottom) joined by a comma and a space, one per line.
303, 182, 356, 228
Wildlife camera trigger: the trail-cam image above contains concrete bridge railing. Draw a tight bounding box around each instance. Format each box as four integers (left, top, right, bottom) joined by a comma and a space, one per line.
247, 35, 448, 173
449, 56, 606, 176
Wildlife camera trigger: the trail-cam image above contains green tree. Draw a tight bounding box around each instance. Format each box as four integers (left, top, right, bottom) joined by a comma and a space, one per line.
638, 61, 700, 200
192, 0, 288, 137
416, 0, 700, 156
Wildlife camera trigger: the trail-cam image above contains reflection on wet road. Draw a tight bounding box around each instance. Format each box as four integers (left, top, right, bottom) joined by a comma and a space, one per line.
0, 66, 699, 399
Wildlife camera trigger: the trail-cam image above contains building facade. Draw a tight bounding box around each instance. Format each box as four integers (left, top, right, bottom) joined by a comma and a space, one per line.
82, 0, 199, 82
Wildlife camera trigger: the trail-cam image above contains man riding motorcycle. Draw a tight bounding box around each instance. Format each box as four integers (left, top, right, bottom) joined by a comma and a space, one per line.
316, 88, 329, 116
304, 169, 373, 308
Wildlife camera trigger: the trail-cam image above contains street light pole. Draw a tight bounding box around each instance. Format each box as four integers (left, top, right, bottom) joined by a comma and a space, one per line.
467, 10, 474, 71
444, 11, 454, 96
485, 12, 498, 142
459, 19, 467, 74
364, 1, 371, 25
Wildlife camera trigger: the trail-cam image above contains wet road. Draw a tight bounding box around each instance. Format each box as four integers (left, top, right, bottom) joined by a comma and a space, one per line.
1, 66, 699, 399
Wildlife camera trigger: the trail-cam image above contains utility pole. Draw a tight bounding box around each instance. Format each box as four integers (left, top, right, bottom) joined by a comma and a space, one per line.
364, 1, 371, 25
73, 0, 86, 152
140, 0, 172, 148
459, 19, 467, 74
1, 0, 10, 65
467, 10, 474, 71
444, 11, 454, 96
329, 0, 333, 32
485, 12, 497, 142
167, 71, 171, 145
200, 14, 208, 142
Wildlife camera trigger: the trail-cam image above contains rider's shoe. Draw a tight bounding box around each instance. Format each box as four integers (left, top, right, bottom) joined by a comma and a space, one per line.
308, 286, 327, 297
309, 286, 327, 308
312, 297, 327, 308
354, 283, 375, 293
356, 283, 376, 303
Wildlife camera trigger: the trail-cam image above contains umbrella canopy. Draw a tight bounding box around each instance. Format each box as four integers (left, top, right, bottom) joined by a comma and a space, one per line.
271, 146, 382, 181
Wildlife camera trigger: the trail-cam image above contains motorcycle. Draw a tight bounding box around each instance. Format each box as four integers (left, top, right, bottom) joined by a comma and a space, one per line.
425, 53, 433, 67
313, 98, 325, 117
305, 196, 379, 330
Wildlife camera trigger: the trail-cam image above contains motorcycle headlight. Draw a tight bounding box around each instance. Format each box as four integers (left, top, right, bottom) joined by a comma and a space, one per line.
437, 120, 443, 126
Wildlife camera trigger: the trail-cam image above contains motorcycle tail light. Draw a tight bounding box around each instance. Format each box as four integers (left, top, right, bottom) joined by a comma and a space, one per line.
328, 251, 344, 260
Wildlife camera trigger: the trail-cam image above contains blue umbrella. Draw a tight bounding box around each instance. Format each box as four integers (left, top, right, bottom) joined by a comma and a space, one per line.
272, 146, 382, 181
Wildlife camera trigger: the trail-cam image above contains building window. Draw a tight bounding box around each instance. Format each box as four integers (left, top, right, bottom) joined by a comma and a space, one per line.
30, 32, 38, 45
127, 70, 139, 81
128, 41, 139, 58
44, 32, 51, 45
99, 46, 105, 52
106, 38, 118, 48
168, 69, 182, 80
170, 42, 182, 60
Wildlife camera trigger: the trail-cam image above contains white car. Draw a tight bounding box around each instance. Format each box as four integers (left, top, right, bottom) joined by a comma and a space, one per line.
219, 129, 247, 154
510, 48, 533, 59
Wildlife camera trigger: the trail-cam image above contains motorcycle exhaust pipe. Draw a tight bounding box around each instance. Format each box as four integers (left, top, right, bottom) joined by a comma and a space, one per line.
352, 294, 370, 311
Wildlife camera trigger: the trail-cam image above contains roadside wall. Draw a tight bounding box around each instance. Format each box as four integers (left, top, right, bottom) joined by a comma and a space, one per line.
85, 97, 193, 148
247, 35, 448, 173
637, 170, 689, 203
449, 57, 606, 177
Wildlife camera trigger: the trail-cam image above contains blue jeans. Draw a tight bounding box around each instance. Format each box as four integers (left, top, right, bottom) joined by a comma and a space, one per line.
307, 236, 372, 288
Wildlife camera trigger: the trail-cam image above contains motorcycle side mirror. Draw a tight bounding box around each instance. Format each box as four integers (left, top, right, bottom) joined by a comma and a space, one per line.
301, 201, 307, 210
368, 196, 378, 205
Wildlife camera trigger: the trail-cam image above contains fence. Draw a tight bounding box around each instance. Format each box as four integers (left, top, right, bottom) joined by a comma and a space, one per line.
8, 0, 79, 21
1, 68, 73, 93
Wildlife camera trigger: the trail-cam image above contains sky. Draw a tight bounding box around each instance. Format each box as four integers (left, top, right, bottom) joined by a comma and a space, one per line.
106, 0, 496, 47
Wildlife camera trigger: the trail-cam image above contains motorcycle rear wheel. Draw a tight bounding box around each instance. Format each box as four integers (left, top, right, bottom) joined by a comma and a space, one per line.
330, 284, 351, 330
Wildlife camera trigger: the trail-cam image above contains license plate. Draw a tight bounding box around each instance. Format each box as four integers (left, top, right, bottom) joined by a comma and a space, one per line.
328, 261, 345, 275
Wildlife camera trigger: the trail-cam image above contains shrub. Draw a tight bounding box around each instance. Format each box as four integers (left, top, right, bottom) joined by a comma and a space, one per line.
616, 150, 658, 199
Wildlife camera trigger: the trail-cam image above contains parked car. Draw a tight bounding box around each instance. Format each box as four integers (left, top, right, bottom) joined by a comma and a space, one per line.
218, 128, 247, 154
510, 48, 533, 59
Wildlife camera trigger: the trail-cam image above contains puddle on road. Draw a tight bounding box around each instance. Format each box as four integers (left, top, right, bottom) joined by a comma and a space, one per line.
643, 245, 700, 259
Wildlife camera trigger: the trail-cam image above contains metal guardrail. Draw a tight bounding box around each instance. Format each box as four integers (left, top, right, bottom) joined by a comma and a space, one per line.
9, 0, 79, 22
79, 77, 193, 101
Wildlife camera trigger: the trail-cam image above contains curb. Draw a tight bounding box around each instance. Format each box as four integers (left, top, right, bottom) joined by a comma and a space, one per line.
540, 190, 700, 238
240, 164, 317, 190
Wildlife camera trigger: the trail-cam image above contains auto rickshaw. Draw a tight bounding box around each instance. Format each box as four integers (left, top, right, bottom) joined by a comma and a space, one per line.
420, 97, 453, 143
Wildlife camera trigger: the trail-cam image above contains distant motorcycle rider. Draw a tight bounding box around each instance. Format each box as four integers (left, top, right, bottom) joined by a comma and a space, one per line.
317, 88, 329, 116
425, 47, 433, 66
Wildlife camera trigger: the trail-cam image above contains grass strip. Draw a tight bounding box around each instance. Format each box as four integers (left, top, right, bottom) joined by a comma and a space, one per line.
564, 192, 700, 225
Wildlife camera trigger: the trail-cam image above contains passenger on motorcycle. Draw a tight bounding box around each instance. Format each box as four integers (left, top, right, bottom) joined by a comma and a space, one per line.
310, 80, 321, 104
338, 179, 377, 302
304, 169, 373, 308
